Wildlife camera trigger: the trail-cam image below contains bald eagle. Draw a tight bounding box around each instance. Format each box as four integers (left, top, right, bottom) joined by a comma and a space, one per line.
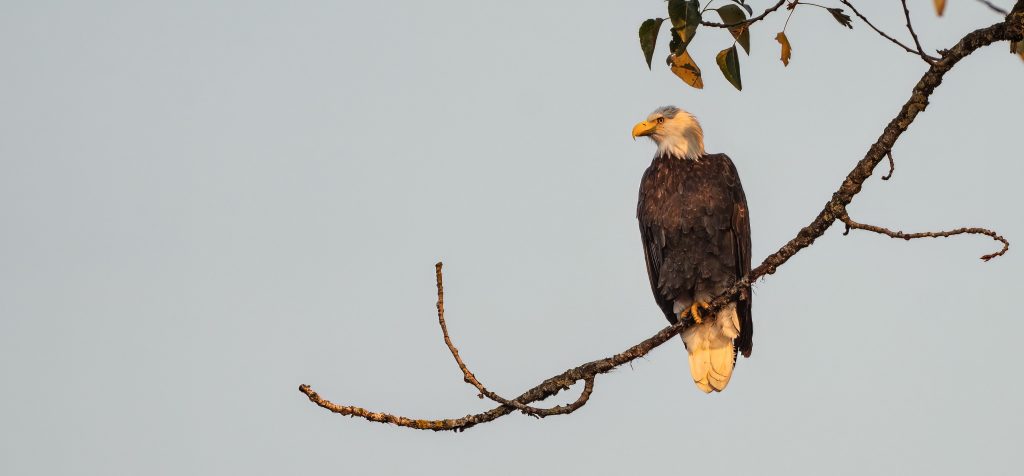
632, 106, 752, 393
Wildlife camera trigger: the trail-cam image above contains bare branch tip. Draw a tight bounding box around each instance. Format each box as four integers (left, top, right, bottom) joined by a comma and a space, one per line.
841, 212, 1009, 262
978, 0, 1010, 16
881, 150, 895, 180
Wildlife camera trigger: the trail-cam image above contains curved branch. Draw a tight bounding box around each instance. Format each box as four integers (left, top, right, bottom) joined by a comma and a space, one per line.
701, 0, 786, 28
298, 383, 512, 431
881, 150, 895, 180
299, 262, 599, 431
299, 280, 695, 431
298, 377, 596, 432
434, 262, 558, 417
839, 213, 1010, 262
299, 8, 1022, 432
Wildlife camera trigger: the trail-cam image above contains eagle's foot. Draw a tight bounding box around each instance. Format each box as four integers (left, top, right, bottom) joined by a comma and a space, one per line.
686, 301, 710, 324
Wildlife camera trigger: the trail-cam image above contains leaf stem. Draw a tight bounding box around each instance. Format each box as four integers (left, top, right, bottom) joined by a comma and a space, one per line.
783, 2, 798, 32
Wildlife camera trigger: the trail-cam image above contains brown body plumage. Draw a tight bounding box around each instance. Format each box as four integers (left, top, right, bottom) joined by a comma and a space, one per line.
637, 153, 753, 360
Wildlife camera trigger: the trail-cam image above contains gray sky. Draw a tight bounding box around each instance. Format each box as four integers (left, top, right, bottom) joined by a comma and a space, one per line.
2, 1, 1022, 475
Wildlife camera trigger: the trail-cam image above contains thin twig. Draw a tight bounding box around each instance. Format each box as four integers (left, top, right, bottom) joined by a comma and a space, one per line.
840, 1, 940, 63
839, 212, 1010, 261
702, 0, 787, 28
901, 0, 938, 64
434, 262, 549, 417
881, 150, 895, 180
977, 0, 1010, 16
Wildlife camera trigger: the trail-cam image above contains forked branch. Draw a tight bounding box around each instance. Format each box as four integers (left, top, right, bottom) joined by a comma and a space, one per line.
901, 0, 939, 64
434, 262, 588, 417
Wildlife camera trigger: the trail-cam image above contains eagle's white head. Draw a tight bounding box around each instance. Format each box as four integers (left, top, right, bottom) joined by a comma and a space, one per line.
631, 105, 705, 160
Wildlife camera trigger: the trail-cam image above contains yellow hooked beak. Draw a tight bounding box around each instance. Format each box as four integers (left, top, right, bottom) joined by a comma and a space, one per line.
631, 120, 657, 139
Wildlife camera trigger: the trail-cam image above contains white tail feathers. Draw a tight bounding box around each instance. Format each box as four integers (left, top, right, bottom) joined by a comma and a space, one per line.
681, 303, 740, 393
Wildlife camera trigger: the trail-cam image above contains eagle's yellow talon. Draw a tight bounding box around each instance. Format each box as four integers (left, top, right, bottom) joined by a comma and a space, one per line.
686, 301, 710, 324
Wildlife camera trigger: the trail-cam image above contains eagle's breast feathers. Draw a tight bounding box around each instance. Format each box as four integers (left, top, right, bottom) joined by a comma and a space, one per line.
637, 153, 753, 392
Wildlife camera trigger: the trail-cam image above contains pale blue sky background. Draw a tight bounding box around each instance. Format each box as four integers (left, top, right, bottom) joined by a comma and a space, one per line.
2, 1, 1022, 475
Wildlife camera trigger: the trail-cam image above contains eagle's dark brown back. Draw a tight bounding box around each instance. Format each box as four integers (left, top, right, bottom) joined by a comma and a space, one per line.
637, 153, 753, 357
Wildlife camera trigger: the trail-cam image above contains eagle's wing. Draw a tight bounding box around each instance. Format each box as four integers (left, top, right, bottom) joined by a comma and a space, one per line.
723, 155, 754, 357
639, 220, 678, 323
637, 164, 680, 324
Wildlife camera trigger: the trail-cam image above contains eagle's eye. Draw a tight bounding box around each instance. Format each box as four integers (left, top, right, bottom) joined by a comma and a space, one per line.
656, 117, 665, 124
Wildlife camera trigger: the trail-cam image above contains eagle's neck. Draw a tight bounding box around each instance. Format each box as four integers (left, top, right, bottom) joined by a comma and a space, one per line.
656, 123, 705, 160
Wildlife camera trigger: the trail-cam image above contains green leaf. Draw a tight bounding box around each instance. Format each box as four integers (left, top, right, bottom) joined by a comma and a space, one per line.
737, 28, 751, 54
716, 4, 750, 54
668, 0, 701, 55
729, 0, 753, 16
639, 18, 665, 69
716, 45, 742, 90
827, 8, 853, 29
718, 3, 747, 23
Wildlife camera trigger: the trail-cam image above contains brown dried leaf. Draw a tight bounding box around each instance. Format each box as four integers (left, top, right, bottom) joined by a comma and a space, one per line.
775, 32, 792, 66
827, 8, 853, 29
669, 51, 704, 89
933, 0, 946, 16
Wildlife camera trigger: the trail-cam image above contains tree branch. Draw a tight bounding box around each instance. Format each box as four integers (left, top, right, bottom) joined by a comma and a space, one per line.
901, 0, 939, 64
839, 213, 1010, 262
702, 0, 787, 28
434, 262, 567, 417
840, 1, 939, 63
299, 7, 1022, 432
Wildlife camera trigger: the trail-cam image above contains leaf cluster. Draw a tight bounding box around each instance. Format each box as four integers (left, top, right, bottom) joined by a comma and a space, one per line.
636, 0, 1022, 90
638, 0, 855, 89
